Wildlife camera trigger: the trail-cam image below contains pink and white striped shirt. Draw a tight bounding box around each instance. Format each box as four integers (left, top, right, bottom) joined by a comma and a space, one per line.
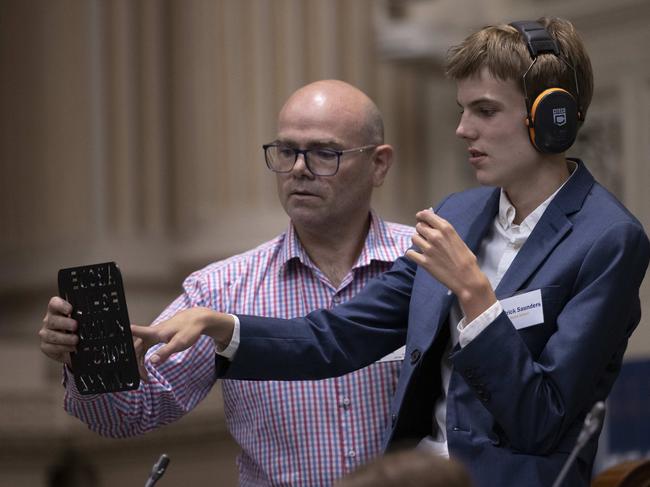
63, 212, 413, 486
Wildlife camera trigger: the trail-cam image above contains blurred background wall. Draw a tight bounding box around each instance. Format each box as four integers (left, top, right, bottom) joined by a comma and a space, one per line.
1, 0, 648, 485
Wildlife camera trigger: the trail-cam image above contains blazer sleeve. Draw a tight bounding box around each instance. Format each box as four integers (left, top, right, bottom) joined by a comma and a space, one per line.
219, 255, 417, 380
451, 219, 650, 454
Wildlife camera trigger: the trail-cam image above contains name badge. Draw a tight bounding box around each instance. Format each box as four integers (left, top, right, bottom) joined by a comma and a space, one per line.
500, 289, 544, 330
377, 345, 406, 363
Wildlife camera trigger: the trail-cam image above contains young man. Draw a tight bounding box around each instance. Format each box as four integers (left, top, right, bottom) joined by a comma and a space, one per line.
125, 17, 648, 487
39, 80, 413, 486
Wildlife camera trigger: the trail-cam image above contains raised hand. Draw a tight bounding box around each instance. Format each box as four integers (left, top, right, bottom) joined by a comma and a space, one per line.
406, 209, 496, 322
131, 307, 235, 370
39, 297, 79, 366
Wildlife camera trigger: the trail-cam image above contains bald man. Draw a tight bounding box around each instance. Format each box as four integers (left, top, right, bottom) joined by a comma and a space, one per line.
40, 80, 413, 486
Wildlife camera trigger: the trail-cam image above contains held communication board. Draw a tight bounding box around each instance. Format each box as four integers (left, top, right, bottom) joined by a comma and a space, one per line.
58, 262, 140, 394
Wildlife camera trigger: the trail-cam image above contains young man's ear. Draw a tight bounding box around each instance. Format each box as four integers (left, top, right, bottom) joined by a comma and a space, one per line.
371, 144, 394, 187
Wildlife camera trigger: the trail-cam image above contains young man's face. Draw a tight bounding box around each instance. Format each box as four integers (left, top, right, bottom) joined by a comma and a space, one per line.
455, 67, 543, 192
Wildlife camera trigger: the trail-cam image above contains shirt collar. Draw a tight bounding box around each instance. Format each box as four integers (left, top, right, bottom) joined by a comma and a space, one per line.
279, 210, 402, 272
356, 210, 404, 267
498, 160, 578, 232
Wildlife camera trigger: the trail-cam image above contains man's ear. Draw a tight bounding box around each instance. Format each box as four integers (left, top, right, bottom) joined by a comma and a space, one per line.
371, 144, 394, 187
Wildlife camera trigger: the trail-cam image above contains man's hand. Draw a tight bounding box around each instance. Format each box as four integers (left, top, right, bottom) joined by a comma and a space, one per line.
131, 307, 235, 373
405, 209, 496, 322
39, 297, 79, 366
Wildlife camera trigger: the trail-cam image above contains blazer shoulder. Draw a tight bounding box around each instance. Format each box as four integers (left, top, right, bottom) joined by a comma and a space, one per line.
568, 183, 650, 268
436, 186, 496, 210
434, 186, 498, 223
579, 182, 647, 233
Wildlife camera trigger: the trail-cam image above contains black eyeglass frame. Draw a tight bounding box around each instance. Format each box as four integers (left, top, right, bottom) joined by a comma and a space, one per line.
262, 143, 378, 176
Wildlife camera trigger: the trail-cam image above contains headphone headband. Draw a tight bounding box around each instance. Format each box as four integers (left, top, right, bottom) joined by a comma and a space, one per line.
510, 21, 559, 57
509, 20, 580, 107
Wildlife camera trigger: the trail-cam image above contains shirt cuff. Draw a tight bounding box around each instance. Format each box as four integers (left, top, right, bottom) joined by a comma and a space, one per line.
457, 301, 503, 348
214, 314, 240, 360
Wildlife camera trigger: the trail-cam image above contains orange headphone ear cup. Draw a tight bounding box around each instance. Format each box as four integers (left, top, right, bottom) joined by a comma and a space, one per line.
528, 88, 578, 153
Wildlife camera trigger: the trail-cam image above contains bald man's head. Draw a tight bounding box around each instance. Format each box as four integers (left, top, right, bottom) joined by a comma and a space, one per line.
279, 80, 384, 146
271, 79, 393, 235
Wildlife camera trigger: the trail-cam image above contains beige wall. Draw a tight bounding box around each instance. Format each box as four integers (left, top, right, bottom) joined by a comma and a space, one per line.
1, 0, 649, 485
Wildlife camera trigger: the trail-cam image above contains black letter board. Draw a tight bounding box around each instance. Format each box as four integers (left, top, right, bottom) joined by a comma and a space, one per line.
58, 262, 140, 394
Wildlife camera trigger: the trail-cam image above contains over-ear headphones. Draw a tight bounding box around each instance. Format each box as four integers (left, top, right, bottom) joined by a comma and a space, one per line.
510, 21, 582, 153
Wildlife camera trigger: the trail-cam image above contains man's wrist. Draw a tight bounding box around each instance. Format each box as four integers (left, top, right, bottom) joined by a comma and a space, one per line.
457, 273, 497, 323
197, 308, 235, 350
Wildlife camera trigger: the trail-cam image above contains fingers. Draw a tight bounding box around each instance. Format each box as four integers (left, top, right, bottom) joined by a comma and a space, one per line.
131, 324, 177, 366
414, 223, 436, 247
43, 313, 78, 333
39, 340, 77, 354
48, 296, 73, 316
405, 248, 426, 266
39, 326, 79, 346
131, 324, 159, 343
132, 325, 162, 378
150, 336, 188, 365
38, 297, 79, 346
416, 210, 453, 233
38, 325, 78, 363
133, 337, 149, 382
133, 309, 207, 366
39, 296, 78, 365
413, 209, 459, 255
38, 329, 76, 366
416, 209, 442, 225
43, 296, 77, 333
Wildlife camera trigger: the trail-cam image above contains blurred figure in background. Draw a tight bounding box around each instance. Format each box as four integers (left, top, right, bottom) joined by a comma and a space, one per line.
335, 449, 472, 487
47, 450, 99, 487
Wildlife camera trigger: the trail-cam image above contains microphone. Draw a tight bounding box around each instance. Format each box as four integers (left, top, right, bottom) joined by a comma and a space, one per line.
551, 401, 606, 487
144, 453, 170, 487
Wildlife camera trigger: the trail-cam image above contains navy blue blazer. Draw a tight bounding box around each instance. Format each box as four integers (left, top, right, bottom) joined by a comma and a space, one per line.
219, 161, 650, 487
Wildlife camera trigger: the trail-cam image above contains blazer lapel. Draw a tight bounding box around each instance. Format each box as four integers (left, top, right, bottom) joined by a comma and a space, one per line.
458, 188, 501, 254
412, 270, 454, 348
495, 160, 595, 297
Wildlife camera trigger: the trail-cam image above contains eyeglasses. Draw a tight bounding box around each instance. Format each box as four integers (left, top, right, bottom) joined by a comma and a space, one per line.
262, 143, 377, 176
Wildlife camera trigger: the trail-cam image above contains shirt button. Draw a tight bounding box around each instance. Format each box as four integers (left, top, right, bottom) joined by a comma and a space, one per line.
480, 392, 491, 402
410, 349, 421, 364
340, 397, 351, 409
347, 449, 356, 458
332, 295, 341, 304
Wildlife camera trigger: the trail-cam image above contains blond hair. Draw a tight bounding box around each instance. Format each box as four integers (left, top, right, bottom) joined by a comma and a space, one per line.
445, 17, 593, 121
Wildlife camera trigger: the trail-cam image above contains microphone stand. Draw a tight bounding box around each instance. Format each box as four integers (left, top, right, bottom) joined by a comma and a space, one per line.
145, 453, 170, 487
551, 401, 605, 487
